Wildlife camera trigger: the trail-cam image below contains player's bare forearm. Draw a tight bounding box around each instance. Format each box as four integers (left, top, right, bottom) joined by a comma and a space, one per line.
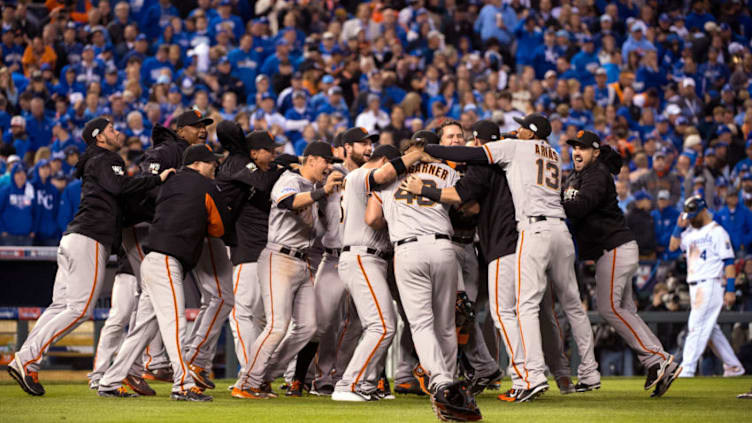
424, 144, 489, 165
365, 195, 386, 229
290, 192, 317, 210
372, 150, 423, 185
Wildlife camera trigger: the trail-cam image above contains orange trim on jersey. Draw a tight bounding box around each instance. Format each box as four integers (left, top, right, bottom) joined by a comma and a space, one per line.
276, 191, 296, 205
246, 253, 275, 381
231, 264, 248, 364
365, 170, 372, 192
372, 192, 382, 203
24, 241, 101, 370
609, 247, 666, 361
515, 231, 531, 389
493, 257, 523, 380
205, 194, 225, 238
144, 345, 153, 371
482, 144, 494, 164
351, 255, 388, 392
445, 160, 458, 169
165, 255, 188, 389
189, 241, 225, 365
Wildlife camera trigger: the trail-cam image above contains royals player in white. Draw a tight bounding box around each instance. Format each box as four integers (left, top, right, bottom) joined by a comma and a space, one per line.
669, 196, 745, 378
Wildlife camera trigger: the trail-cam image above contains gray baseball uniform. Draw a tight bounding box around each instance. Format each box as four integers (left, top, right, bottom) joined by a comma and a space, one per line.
375, 162, 460, 391
482, 139, 599, 388
229, 262, 264, 381
334, 167, 396, 394
237, 170, 318, 389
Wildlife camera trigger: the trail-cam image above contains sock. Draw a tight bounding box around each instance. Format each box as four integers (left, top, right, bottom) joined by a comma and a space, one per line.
294, 341, 319, 382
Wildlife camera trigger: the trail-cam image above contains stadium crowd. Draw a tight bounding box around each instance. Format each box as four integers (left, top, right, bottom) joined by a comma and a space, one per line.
0, 0, 751, 366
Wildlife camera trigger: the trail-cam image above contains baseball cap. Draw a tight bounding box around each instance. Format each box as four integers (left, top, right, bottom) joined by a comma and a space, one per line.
175, 110, 214, 128
555, 29, 569, 38
595, 67, 607, 76
633, 190, 652, 202
82, 117, 111, 144
64, 145, 79, 156
183, 144, 222, 165
513, 113, 552, 139
260, 92, 274, 101
716, 125, 731, 136
322, 75, 335, 84
566, 130, 601, 149
370, 144, 400, 161
255, 74, 269, 83
411, 130, 439, 145
135, 34, 147, 42
743, 173, 752, 182
332, 132, 345, 148
342, 127, 379, 144
704, 147, 716, 157
471, 120, 501, 142
684, 134, 702, 148
716, 177, 729, 188
7, 155, 20, 165
544, 70, 557, 79
302, 141, 343, 163
292, 90, 306, 99
246, 130, 283, 150
10, 115, 25, 127
657, 190, 670, 201
328, 86, 342, 96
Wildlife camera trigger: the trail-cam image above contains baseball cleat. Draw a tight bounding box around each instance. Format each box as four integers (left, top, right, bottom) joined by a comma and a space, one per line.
7, 355, 45, 396
231, 386, 268, 399
645, 355, 673, 390
188, 364, 215, 390
89, 379, 100, 390
375, 377, 395, 400
286, 379, 304, 397
651, 360, 682, 398
723, 365, 745, 377
515, 382, 549, 403
123, 374, 156, 396
556, 377, 575, 395
574, 381, 601, 392
310, 384, 334, 396
279, 381, 291, 391
468, 369, 503, 395
430, 381, 482, 422
332, 388, 375, 402
737, 391, 752, 399
171, 386, 213, 402
412, 365, 431, 396
143, 367, 173, 383
98, 386, 137, 398
394, 380, 426, 396
498, 388, 522, 402
260, 381, 279, 398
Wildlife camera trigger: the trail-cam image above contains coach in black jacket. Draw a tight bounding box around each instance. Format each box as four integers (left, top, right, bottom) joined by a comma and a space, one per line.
561, 130, 680, 397
8, 117, 173, 397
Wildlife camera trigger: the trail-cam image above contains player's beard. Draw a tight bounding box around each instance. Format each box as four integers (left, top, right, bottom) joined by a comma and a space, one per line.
689, 215, 704, 228
351, 151, 367, 166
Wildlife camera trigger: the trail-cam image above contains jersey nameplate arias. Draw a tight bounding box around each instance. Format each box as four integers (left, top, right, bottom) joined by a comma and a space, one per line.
408, 162, 450, 180
535, 143, 559, 161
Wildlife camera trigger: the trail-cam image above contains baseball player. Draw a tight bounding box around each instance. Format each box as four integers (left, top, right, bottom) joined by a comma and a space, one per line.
367, 131, 482, 420
232, 141, 343, 399
7, 117, 172, 396
422, 113, 600, 402
562, 130, 680, 397
98, 144, 225, 401
332, 142, 432, 401
669, 196, 745, 378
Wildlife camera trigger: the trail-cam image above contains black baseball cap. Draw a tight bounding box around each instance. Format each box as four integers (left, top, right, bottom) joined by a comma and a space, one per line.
471, 120, 501, 142
83, 117, 111, 144
246, 130, 283, 150
183, 144, 222, 165
566, 130, 601, 149
175, 109, 214, 128
370, 144, 400, 161
513, 113, 552, 139
411, 130, 439, 145
332, 131, 345, 148
303, 141, 343, 163
342, 127, 379, 144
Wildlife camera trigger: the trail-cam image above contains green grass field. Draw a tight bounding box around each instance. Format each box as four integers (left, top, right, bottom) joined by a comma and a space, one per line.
1, 377, 750, 423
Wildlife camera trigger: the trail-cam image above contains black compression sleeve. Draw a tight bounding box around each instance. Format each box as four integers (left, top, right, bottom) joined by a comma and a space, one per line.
368, 170, 378, 191
278, 195, 295, 210
390, 156, 407, 175
424, 144, 489, 164
311, 188, 326, 201
421, 185, 442, 202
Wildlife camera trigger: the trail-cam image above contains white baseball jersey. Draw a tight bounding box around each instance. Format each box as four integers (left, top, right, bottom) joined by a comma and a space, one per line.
375, 162, 460, 243
482, 138, 566, 222
341, 167, 390, 251
680, 221, 734, 283
268, 170, 318, 250
320, 165, 348, 249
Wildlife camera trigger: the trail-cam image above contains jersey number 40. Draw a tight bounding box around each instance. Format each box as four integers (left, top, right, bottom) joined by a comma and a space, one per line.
395, 179, 437, 206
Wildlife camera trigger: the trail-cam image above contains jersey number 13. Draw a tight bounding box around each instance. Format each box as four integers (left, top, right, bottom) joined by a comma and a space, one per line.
536, 158, 560, 190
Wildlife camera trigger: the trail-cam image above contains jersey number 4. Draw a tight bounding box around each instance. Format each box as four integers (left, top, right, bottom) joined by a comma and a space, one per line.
536, 158, 560, 190
395, 179, 437, 206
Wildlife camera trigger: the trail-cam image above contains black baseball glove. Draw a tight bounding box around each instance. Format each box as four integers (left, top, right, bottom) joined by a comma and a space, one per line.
455, 291, 475, 346
431, 381, 483, 422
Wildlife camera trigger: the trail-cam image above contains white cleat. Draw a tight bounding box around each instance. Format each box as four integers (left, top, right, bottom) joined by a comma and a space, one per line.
332, 390, 372, 402
723, 365, 745, 377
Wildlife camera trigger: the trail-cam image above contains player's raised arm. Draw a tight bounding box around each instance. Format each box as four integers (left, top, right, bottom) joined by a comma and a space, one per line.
365, 193, 386, 229
668, 214, 687, 252
369, 130, 437, 186
400, 175, 462, 205
275, 143, 344, 211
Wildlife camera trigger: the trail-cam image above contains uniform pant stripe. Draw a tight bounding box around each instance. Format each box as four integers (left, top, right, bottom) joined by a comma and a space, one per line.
493, 257, 523, 380
246, 254, 275, 382
609, 248, 666, 361
515, 231, 531, 389
189, 241, 225, 365
351, 255, 388, 391
132, 227, 144, 260
165, 255, 188, 389
24, 241, 101, 370
144, 346, 153, 371
231, 264, 248, 364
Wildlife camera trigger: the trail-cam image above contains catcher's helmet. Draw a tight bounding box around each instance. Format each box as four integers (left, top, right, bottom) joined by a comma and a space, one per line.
683, 195, 706, 219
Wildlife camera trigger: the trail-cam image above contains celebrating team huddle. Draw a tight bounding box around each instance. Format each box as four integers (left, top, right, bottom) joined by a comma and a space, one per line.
8, 110, 744, 422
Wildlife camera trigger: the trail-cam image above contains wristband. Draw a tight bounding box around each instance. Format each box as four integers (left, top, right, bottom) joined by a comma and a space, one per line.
726, 278, 736, 293
421, 185, 442, 202
390, 157, 407, 176
671, 226, 684, 238
311, 188, 326, 201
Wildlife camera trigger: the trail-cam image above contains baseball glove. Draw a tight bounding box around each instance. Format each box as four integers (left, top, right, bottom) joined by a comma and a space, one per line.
430, 381, 482, 422
455, 292, 475, 345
